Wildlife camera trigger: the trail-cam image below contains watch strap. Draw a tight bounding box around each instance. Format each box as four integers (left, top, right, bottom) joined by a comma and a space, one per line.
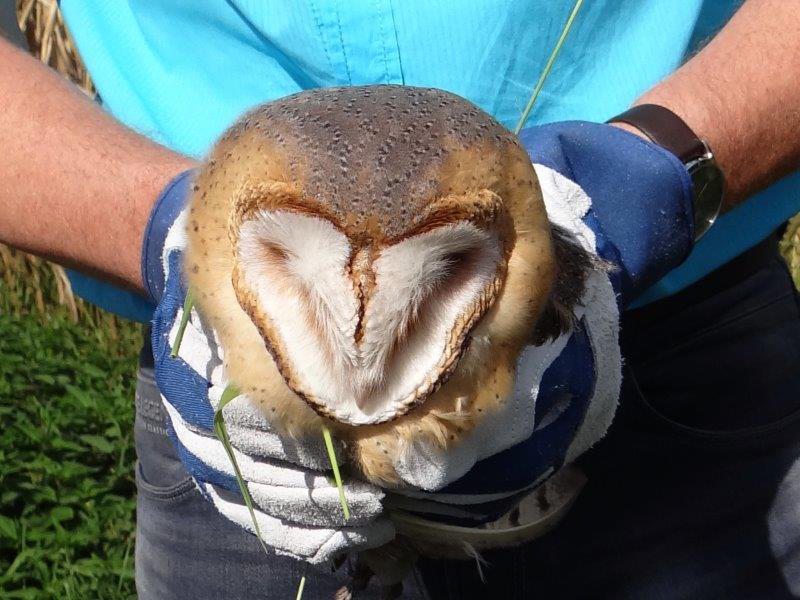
607, 104, 708, 164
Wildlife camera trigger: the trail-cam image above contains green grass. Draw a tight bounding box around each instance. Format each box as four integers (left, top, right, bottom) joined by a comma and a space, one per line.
0, 302, 140, 598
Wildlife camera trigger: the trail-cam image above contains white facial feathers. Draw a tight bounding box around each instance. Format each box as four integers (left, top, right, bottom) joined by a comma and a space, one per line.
235, 210, 504, 425
359, 225, 501, 393
237, 212, 360, 381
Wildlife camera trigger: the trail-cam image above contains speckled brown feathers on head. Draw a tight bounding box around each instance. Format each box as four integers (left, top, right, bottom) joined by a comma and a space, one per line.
220, 86, 522, 241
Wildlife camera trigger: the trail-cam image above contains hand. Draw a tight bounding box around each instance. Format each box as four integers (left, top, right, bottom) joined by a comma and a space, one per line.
143, 171, 393, 564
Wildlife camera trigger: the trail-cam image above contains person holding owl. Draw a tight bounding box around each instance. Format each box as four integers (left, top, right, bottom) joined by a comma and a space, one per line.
2, 1, 800, 598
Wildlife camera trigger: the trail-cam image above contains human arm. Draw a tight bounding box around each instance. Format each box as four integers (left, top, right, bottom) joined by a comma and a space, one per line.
0, 37, 196, 292
618, 0, 800, 209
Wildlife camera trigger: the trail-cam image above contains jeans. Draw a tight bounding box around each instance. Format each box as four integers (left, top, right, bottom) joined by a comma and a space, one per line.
135, 234, 800, 599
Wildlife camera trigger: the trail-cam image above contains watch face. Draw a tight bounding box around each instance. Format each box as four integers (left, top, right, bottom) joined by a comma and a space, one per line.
691, 158, 725, 240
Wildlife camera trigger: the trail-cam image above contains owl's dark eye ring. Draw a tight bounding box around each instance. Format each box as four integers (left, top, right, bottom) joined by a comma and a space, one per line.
441, 250, 479, 280
260, 242, 291, 263
443, 250, 472, 269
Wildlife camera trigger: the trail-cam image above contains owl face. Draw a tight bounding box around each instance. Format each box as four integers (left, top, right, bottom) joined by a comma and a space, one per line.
187, 86, 561, 458
229, 186, 512, 425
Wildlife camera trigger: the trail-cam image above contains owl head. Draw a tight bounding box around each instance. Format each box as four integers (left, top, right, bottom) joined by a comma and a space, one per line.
186, 86, 594, 486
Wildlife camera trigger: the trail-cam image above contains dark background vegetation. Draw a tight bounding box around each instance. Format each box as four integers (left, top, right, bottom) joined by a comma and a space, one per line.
0, 306, 140, 598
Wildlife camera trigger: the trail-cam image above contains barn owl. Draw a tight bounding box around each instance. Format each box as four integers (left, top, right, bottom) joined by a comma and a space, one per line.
185, 85, 594, 487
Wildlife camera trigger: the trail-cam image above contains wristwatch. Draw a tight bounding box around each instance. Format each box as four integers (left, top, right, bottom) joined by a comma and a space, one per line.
607, 104, 725, 241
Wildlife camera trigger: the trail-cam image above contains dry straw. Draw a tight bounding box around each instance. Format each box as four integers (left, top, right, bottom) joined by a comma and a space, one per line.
780, 214, 800, 287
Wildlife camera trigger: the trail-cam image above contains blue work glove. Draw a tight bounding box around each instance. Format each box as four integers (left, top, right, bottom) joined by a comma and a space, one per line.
390, 121, 693, 533
142, 170, 393, 564
520, 121, 695, 305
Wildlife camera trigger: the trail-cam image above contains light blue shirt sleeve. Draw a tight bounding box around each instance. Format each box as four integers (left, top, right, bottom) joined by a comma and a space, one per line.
60, 0, 796, 318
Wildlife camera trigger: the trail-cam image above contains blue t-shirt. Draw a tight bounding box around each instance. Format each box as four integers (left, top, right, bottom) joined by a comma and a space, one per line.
60, 0, 800, 320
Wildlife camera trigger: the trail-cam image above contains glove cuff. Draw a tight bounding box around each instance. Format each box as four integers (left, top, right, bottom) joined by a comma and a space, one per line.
141, 169, 197, 303
520, 121, 695, 304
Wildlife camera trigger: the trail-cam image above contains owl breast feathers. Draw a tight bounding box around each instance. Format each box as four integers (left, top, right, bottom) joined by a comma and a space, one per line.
185, 85, 593, 486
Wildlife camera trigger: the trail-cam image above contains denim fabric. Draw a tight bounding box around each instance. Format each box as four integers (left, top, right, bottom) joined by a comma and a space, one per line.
135, 236, 800, 599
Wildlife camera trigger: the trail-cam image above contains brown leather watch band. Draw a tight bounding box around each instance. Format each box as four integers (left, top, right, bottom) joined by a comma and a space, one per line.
607, 104, 708, 164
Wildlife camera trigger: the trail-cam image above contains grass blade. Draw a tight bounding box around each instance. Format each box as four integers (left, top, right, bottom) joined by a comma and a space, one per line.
213, 384, 271, 556
295, 573, 307, 600
513, 0, 585, 134
322, 426, 350, 521
216, 386, 310, 598
170, 289, 194, 358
